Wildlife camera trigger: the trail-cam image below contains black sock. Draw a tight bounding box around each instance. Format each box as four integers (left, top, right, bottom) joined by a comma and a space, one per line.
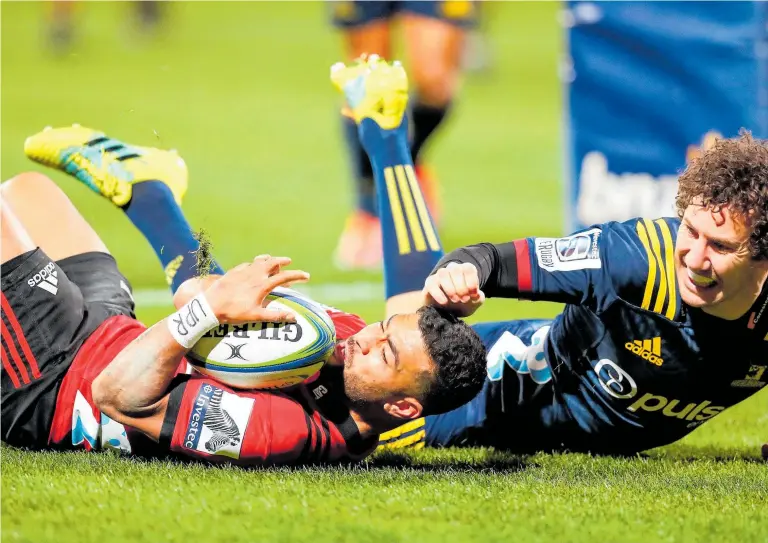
342, 116, 377, 215
410, 102, 450, 164
123, 182, 224, 293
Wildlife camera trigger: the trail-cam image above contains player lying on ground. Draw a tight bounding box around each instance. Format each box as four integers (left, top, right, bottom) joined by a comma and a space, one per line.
416, 130, 768, 454
0, 66, 488, 463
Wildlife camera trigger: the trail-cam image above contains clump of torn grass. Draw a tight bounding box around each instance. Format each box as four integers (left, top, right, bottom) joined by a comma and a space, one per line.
193, 228, 214, 277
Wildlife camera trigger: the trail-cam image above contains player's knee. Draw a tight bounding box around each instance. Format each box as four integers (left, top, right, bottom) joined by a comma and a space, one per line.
1, 171, 65, 205
343, 22, 391, 60
410, 66, 459, 107
402, 15, 465, 106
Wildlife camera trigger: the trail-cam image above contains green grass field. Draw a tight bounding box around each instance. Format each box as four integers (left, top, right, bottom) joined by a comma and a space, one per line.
1, 3, 766, 542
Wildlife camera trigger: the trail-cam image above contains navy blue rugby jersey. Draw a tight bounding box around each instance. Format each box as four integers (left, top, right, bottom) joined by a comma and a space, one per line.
496, 218, 768, 450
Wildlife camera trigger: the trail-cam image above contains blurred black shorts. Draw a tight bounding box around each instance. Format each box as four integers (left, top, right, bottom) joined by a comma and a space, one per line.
330, 1, 477, 29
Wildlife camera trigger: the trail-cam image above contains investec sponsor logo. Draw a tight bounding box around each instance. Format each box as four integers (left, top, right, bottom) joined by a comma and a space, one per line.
624, 337, 663, 366
184, 383, 214, 449
27, 262, 58, 295
594, 359, 725, 425
576, 152, 678, 225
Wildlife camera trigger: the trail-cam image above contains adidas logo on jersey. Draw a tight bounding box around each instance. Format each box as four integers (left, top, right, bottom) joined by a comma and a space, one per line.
624, 337, 663, 366
27, 262, 58, 295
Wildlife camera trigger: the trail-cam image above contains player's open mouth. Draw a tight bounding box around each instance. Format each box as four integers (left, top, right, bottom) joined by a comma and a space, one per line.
687, 269, 717, 289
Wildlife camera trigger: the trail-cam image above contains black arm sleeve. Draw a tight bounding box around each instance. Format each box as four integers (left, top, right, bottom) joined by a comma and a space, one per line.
430, 242, 522, 298
159, 374, 191, 448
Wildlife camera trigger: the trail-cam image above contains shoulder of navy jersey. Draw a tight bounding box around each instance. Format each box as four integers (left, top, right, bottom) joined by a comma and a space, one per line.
519, 217, 681, 318
601, 217, 682, 320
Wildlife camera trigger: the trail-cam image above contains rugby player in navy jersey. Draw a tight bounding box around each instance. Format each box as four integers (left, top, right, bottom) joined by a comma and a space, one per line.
412, 129, 768, 455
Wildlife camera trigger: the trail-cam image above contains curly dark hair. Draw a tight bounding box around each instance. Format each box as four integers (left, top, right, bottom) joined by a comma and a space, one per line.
676, 130, 768, 259
416, 306, 487, 417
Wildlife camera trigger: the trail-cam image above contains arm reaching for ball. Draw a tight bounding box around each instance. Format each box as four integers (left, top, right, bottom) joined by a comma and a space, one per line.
92, 255, 309, 441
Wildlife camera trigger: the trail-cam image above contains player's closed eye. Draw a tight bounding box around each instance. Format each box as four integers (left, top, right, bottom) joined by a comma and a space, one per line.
380, 322, 389, 364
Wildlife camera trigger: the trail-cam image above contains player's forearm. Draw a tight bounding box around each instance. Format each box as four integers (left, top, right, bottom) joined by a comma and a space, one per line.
92, 321, 188, 420
432, 242, 521, 298
93, 294, 219, 420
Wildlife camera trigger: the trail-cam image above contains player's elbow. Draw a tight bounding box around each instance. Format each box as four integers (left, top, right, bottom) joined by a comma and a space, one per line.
92, 370, 164, 425
91, 372, 128, 422
92, 373, 115, 412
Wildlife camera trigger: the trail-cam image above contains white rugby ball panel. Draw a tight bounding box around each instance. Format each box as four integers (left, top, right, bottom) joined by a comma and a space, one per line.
272, 286, 336, 330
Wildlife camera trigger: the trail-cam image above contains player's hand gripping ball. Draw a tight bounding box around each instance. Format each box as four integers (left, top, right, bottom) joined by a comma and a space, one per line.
188, 256, 336, 390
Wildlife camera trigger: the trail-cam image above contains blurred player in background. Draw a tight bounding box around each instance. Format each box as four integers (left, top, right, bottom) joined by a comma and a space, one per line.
330, 1, 476, 270
461, 2, 493, 74
46, 0, 164, 52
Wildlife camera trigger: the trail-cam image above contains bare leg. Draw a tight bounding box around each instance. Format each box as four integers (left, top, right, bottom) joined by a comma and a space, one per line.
333, 20, 393, 270
398, 15, 466, 220
342, 20, 392, 61
0, 172, 109, 261
47, 0, 76, 51
401, 15, 465, 108
0, 198, 36, 265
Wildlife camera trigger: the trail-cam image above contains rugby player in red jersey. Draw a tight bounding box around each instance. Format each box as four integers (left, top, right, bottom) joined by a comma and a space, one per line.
0, 181, 484, 464
1, 60, 486, 465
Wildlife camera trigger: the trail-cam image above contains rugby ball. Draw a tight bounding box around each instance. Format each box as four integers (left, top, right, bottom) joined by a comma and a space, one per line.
187, 288, 336, 390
